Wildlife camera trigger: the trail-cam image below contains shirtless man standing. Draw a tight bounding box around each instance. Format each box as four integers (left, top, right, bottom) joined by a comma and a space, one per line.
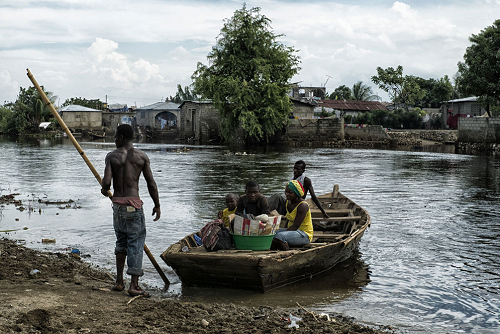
101, 124, 161, 298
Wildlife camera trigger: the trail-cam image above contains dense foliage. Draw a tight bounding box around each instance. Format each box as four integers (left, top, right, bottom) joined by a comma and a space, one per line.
345, 109, 425, 129
0, 106, 15, 134
192, 5, 300, 143
457, 19, 500, 116
371, 65, 425, 110
351, 81, 380, 101
413, 76, 454, 108
170, 84, 198, 103
0, 86, 57, 134
329, 85, 352, 100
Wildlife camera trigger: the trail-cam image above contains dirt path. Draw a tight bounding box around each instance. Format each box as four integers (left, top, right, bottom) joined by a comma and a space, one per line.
0, 238, 394, 333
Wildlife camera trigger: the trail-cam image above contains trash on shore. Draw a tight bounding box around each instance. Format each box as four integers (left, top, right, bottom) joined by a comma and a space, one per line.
29, 269, 40, 276
288, 314, 302, 329
42, 238, 56, 244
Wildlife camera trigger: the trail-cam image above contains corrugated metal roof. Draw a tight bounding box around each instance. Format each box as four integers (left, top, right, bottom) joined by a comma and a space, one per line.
446, 97, 478, 103
59, 104, 101, 112
317, 100, 387, 111
135, 102, 180, 110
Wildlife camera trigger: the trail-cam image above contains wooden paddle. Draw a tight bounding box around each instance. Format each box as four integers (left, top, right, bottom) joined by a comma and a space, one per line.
26, 69, 170, 286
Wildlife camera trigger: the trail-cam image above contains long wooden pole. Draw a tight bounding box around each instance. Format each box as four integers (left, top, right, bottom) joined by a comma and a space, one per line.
26, 68, 170, 286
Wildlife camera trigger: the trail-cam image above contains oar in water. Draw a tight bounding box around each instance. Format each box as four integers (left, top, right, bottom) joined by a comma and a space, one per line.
26, 68, 170, 286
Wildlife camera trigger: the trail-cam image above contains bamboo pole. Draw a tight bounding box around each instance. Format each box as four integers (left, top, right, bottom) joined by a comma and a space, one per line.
26, 68, 170, 286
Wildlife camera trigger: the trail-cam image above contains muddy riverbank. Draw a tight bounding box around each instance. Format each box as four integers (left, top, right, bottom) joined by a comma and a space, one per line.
0, 238, 393, 334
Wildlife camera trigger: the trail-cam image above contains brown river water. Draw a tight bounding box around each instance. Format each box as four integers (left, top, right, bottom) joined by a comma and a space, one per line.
0, 135, 499, 333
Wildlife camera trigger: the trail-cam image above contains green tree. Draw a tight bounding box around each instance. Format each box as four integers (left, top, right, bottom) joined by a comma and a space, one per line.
0, 106, 15, 134
457, 19, 500, 117
328, 85, 352, 100
7, 86, 57, 134
350, 108, 423, 129
192, 5, 300, 143
452, 72, 465, 99
62, 97, 104, 110
171, 84, 198, 103
351, 81, 380, 101
372, 66, 425, 110
413, 76, 453, 107
431, 75, 454, 106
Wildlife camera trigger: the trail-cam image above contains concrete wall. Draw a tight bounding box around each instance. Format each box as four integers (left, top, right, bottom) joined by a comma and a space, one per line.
102, 111, 136, 129
180, 101, 220, 142
344, 125, 390, 140
283, 118, 344, 143
441, 101, 486, 129
62, 112, 102, 130
458, 117, 500, 143
136, 109, 179, 129
292, 103, 315, 118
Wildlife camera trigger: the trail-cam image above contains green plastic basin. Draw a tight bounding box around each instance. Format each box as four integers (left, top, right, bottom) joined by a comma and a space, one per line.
230, 233, 274, 251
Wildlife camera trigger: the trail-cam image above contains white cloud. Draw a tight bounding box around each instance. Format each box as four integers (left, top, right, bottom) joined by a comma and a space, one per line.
88, 38, 119, 60
1, 0, 499, 105
0, 70, 19, 104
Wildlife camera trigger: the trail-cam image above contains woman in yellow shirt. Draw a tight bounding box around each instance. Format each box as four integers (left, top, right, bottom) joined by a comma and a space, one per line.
271, 180, 313, 251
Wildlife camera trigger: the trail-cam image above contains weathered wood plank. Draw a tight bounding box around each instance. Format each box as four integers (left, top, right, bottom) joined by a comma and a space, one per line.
312, 234, 349, 239
312, 216, 361, 222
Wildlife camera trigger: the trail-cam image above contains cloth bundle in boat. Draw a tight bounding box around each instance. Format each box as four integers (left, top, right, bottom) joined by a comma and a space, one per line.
200, 219, 231, 252
233, 214, 281, 235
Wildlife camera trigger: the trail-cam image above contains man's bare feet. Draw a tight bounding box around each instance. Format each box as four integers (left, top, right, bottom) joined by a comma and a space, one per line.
128, 287, 151, 298
112, 282, 125, 291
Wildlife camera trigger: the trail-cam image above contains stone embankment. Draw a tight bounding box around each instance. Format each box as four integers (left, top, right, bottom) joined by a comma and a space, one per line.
386, 131, 422, 146
387, 130, 458, 147
286, 130, 458, 148
456, 142, 500, 153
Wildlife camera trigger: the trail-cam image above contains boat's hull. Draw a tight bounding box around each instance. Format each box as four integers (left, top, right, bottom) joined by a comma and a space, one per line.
161, 187, 370, 292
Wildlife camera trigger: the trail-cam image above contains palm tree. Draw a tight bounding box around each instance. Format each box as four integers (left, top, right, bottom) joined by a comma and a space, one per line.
352, 81, 380, 101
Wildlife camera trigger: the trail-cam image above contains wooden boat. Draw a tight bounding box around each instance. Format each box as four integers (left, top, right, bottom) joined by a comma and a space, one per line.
160, 185, 371, 292
87, 130, 106, 139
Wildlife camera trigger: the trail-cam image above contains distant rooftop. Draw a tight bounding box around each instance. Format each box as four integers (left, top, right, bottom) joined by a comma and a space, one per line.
135, 102, 181, 110
317, 99, 387, 111
59, 104, 101, 112
446, 97, 478, 103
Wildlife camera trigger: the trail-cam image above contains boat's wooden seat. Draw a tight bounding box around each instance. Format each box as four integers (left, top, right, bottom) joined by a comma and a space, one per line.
311, 231, 350, 243
312, 216, 361, 222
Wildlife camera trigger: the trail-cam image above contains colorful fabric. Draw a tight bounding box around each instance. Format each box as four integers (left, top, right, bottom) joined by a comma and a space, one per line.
285, 200, 313, 241
287, 180, 305, 198
112, 197, 144, 209
200, 219, 226, 251
221, 207, 237, 228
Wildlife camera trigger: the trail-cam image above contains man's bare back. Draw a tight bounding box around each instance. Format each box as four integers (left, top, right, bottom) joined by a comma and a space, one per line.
105, 147, 149, 198
101, 127, 160, 220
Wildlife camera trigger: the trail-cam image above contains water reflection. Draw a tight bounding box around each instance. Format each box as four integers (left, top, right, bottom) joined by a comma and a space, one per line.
1, 136, 500, 333
177, 252, 371, 308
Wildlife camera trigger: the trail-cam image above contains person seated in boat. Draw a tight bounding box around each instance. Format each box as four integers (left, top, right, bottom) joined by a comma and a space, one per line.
293, 160, 329, 219
271, 180, 313, 251
268, 160, 329, 218
235, 180, 270, 217
218, 193, 238, 228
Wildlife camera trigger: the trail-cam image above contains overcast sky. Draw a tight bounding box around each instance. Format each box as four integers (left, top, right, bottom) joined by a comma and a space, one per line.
1, 0, 498, 107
